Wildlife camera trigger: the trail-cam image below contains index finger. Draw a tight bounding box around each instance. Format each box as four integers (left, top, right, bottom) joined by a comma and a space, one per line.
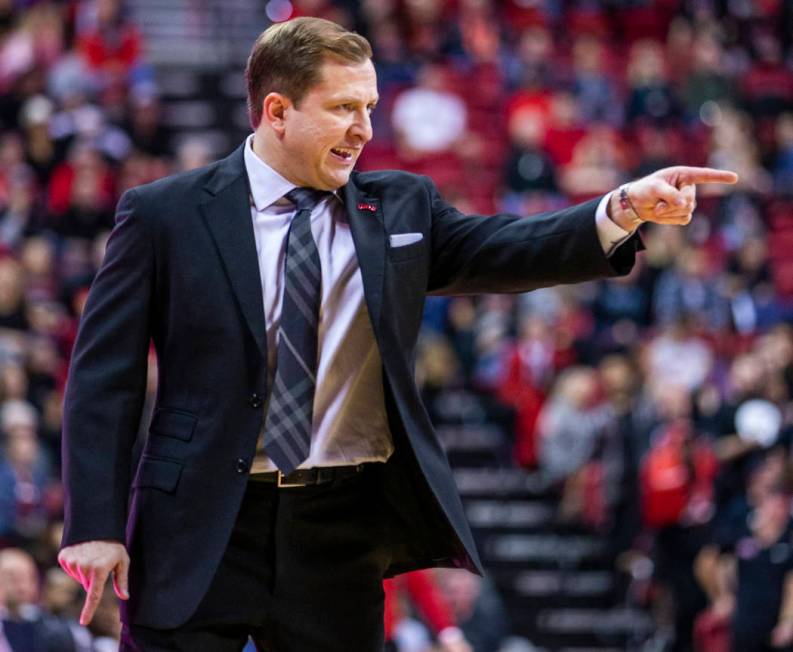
671, 166, 739, 186
80, 570, 109, 626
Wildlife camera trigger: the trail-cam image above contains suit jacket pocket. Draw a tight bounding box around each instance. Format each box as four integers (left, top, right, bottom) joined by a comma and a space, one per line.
132, 455, 184, 493
387, 239, 425, 263
149, 408, 197, 442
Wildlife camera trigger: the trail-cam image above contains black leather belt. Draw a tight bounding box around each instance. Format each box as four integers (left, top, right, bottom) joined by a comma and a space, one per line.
248, 463, 366, 488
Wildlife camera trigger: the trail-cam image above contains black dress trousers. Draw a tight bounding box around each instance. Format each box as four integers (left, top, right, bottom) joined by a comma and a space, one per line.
120, 463, 393, 651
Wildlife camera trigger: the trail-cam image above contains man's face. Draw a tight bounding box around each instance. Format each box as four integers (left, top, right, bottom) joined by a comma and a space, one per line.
0, 555, 38, 607
277, 57, 378, 191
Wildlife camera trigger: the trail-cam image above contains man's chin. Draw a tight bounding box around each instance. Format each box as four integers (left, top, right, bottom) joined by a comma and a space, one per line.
320, 171, 352, 191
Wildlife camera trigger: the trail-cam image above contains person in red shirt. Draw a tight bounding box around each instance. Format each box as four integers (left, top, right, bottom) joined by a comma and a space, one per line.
384, 570, 471, 652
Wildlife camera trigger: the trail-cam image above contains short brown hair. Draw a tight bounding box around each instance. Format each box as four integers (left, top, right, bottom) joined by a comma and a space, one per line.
245, 17, 373, 129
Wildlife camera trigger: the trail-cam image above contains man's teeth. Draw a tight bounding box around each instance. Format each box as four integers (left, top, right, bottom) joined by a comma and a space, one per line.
331, 148, 353, 159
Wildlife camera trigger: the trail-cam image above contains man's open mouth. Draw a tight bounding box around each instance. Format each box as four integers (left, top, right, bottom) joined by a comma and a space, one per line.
330, 147, 355, 161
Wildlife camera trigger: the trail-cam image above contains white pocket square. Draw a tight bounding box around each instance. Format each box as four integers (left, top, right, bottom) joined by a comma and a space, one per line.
389, 233, 423, 248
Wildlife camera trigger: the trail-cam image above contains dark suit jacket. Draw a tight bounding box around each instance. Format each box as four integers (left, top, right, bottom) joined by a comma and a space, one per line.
61, 143, 641, 629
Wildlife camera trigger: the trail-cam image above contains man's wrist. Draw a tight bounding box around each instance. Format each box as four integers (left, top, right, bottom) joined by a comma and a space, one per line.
608, 184, 644, 232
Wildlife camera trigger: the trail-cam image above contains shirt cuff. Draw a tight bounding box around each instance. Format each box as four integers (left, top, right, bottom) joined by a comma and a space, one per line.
595, 192, 634, 257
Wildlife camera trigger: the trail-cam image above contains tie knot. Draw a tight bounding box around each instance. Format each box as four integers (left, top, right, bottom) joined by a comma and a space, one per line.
285, 188, 329, 212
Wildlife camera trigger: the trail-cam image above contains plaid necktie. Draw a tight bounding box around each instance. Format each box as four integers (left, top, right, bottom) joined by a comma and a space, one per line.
263, 188, 328, 474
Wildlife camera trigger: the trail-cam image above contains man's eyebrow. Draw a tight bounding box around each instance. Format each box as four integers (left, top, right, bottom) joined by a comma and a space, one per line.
327, 96, 379, 105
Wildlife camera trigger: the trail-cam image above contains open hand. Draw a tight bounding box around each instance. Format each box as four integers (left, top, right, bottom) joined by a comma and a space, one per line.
57, 540, 130, 625
609, 166, 739, 231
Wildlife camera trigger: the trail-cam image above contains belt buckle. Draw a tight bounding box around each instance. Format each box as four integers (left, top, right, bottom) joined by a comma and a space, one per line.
277, 470, 306, 488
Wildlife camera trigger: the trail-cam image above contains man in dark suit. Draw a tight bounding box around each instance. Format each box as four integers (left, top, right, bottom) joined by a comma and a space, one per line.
57, 16, 737, 652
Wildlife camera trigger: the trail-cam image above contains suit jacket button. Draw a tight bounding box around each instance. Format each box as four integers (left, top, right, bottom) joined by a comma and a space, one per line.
236, 458, 249, 474
249, 393, 262, 408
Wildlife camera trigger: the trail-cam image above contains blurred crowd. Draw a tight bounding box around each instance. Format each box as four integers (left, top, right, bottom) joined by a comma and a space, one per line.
0, 0, 791, 650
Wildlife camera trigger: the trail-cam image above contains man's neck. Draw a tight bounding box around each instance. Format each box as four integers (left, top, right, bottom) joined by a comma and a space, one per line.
251, 132, 294, 185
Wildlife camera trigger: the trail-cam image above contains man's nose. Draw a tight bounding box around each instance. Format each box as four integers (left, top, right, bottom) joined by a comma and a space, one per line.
350, 110, 373, 144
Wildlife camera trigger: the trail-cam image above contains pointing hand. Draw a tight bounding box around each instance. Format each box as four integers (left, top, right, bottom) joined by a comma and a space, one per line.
58, 540, 130, 626
609, 166, 739, 231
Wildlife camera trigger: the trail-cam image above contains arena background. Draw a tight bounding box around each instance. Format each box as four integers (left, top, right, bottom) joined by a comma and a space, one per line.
0, 0, 792, 650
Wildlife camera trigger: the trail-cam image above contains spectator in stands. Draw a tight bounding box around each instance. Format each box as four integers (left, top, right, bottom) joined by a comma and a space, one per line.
724, 234, 773, 334
756, 326, 793, 402
591, 258, 652, 347
652, 245, 729, 331
417, 334, 463, 422
632, 123, 680, 178
713, 480, 793, 652
55, 158, 115, 242
366, 15, 415, 101
173, 137, 214, 173
384, 569, 473, 652
434, 568, 510, 652
625, 39, 681, 126
497, 313, 554, 469
0, 399, 56, 543
19, 95, 64, 185
454, 0, 503, 67
41, 567, 80, 618
645, 385, 715, 652
559, 124, 628, 201
538, 366, 609, 521
503, 102, 557, 200
0, 169, 40, 252
645, 318, 713, 392
124, 91, 169, 159
75, 0, 142, 82
771, 112, 793, 194
542, 91, 586, 170
739, 29, 793, 121
707, 108, 772, 193
0, 547, 84, 651
0, 257, 28, 331
681, 30, 735, 122
445, 297, 478, 383
391, 61, 467, 157
599, 353, 655, 552
708, 354, 771, 518
399, 0, 449, 59
571, 34, 622, 126
20, 236, 57, 301
0, 133, 29, 205
47, 142, 114, 219
695, 446, 789, 641
504, 25, 561, 93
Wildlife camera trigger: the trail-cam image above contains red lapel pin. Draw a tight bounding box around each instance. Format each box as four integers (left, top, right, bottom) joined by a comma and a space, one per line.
357, 202, 377, 212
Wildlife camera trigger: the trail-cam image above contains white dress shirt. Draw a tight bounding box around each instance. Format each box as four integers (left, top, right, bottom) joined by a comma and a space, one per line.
245, 136, 394, 472
243, 136, 632, 472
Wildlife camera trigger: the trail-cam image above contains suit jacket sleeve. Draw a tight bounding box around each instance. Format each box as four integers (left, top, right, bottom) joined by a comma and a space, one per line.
61, 188, 154, 548
424, 177, 641, 295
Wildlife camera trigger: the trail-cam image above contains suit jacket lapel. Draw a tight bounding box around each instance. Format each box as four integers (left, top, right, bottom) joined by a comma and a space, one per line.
197, 156, 384, 366
343, 179, 385, 339
199, 145, 267, 363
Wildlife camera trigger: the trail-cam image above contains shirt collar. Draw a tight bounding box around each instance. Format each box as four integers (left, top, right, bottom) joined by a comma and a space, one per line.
243, 134, 297, 211
243, 134, 344, 211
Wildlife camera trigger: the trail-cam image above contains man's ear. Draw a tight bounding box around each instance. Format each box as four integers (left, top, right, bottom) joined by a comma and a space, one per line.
261, 92, 291, 135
